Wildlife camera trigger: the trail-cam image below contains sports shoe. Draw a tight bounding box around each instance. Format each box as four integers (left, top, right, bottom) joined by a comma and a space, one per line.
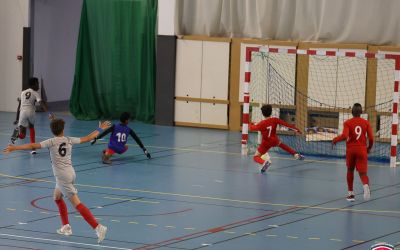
346, 194, 355, 202
363, 184, 371, 201
95, 224, 107, 243
11, 127, 19, 144
261, 161, 271, 173
57, 224, 72, 236
30, 150, 37, 155
102, 151, 112, 164
294, 153, 305, 160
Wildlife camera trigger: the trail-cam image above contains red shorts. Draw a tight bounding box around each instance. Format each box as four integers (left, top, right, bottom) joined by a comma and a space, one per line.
346, 147, 368, 173
105, 146, 128, 156
257, 138, 280, 155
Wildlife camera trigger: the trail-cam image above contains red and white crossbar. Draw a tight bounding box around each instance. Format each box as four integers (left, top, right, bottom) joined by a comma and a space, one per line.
241, 46, 400, 167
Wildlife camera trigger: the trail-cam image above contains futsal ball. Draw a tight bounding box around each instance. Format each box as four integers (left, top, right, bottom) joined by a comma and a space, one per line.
261, 153, 270, 162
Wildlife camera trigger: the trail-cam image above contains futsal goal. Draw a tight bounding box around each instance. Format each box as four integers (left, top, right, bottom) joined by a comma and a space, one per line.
240, 45, 400, 167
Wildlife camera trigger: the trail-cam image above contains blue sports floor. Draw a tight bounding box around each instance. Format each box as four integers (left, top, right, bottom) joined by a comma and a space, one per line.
0, 112, 400, 250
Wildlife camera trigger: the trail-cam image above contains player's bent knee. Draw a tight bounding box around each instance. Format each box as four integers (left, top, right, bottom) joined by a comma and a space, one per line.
53, 194, 62, 201
68, 194, 81, 207
53, 189, 63, 200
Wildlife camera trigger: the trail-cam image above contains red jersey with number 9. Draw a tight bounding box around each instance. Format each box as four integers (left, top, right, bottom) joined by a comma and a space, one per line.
333, 117, 374, 149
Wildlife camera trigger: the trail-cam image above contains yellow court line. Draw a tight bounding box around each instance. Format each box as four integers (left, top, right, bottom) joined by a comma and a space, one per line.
0, 172, 399, 215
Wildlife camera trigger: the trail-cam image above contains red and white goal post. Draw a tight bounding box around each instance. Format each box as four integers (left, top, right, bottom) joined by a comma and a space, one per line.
241, 45, 400, 168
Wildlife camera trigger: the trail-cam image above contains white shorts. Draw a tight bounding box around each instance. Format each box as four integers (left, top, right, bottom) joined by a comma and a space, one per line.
18, 110, 36, 127
56, 174, 78, 198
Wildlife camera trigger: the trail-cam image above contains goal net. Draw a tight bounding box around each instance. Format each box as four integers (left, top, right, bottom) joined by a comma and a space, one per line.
241, 46, 400, 167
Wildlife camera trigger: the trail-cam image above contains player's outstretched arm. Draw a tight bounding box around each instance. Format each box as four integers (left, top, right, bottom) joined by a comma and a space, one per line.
3, 143, 42, 154
332, 123, 349, 145
277, 118, 302, 134
130, 130, 151, 159
91, 125, 114, 145
80, 121, 111, 144
39, 101, 54, 120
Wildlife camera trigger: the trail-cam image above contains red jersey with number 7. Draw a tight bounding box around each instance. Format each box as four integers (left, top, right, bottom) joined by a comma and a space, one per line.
250, 117, 300, 142
333, 117, 374, 149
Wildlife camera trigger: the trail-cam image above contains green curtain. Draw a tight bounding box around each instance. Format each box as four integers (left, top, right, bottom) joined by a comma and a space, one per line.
70, 0, 157, 123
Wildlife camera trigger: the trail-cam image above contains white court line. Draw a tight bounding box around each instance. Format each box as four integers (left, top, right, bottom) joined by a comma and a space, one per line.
0, 233, 131, 250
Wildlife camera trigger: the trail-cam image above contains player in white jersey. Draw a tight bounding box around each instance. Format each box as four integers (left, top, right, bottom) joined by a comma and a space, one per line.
4, 119, 111, 243
11, 77, 53, 154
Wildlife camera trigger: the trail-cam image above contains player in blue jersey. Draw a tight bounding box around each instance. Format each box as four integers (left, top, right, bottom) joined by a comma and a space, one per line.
92, 112, 151, 164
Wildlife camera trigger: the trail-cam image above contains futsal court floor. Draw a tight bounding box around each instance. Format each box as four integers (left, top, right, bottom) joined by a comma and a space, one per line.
0, 111, 399, 250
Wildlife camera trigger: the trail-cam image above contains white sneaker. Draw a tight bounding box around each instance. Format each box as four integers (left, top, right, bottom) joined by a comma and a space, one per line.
57, 224, 72, 236
363, 184, 371, 201
30, 150, 37, 155
95, 224, 107, 243
294, 153, 304, 160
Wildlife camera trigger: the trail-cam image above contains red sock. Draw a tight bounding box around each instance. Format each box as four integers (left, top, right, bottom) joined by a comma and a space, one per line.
360, 173, 369, 185
253, 155, 264, 164
19, 132, 26, 139
29, 127, 35, 143
55, 199, 69, 225
347, 170, 354, 191
278, 143, 296, 155
76, 203, 98, 229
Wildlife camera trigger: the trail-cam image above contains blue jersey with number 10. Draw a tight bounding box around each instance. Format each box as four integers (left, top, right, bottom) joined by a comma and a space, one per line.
108, 123, 132, 153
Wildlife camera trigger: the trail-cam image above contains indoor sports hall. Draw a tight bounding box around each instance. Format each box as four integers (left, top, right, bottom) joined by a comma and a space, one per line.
1, 1, 400, 250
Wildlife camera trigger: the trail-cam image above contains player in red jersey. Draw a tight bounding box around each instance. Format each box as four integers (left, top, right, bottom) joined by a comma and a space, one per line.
250, 104, 304, 173
332, 103, 374, 201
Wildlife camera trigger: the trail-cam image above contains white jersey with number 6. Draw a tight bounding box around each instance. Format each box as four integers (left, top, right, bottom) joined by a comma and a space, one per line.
40, 137, 81, 180
20, 88, 41, 112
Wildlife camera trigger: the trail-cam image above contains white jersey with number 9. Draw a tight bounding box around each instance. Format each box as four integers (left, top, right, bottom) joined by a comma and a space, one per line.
20, 88, 41, 112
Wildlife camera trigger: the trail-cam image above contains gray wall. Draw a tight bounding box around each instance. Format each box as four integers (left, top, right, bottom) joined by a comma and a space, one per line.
32, 0, 82, 103
0, 0, 30, 112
